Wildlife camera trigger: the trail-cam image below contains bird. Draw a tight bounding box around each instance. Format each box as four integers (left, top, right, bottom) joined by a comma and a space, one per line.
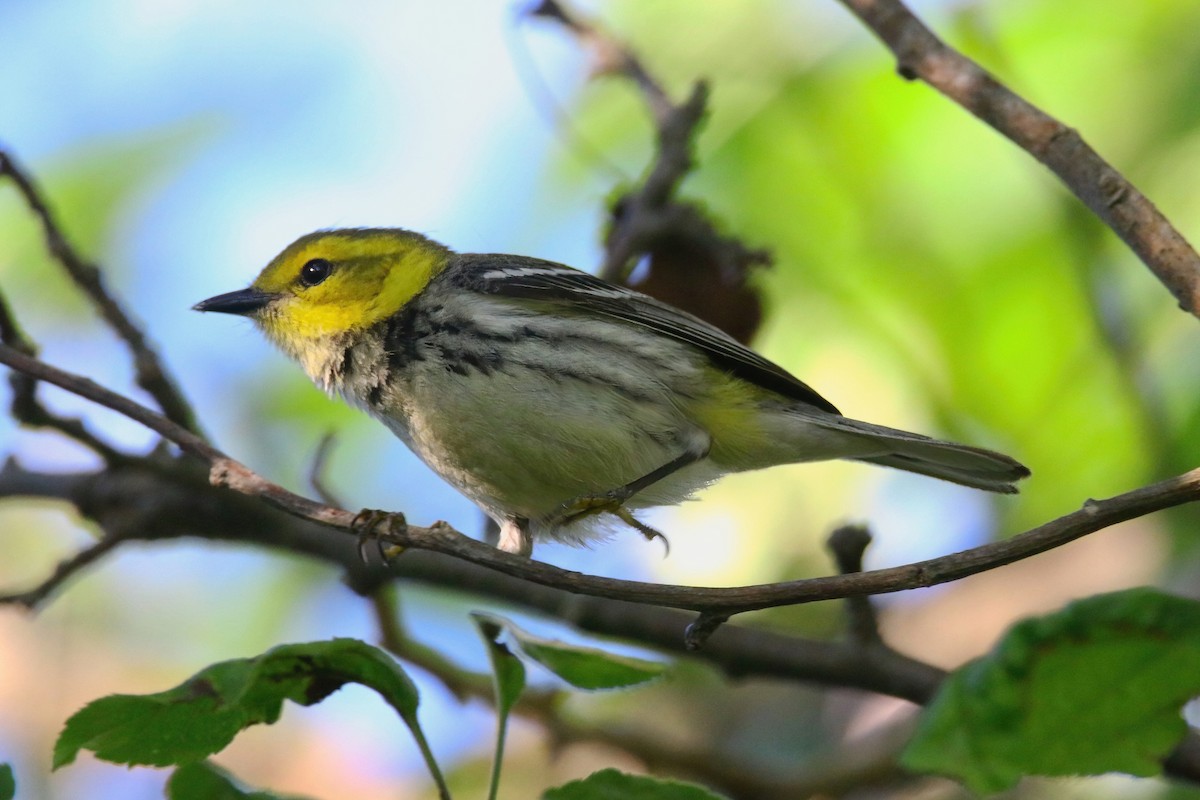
195, 228, 1029, 556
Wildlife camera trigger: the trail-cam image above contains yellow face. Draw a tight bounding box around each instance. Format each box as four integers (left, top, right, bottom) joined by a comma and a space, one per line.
197, 228, 451, 347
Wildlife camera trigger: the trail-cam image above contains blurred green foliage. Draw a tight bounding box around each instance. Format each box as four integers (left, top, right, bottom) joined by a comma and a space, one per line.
546, 0, 1200, 539
6, 1, 1200, 798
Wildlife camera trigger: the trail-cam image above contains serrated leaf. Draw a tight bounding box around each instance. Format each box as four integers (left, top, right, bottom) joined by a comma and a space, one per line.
902, 588, 1200, 793
476, 613, 665, 690
166, 760, 303, 800
472, 613, 528, 800
53, 638, 442, 789
0, 764, 13, 800
543, 768, 728, 799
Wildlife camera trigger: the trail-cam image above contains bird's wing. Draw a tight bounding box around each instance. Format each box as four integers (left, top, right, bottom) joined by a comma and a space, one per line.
450, 254, 840, 414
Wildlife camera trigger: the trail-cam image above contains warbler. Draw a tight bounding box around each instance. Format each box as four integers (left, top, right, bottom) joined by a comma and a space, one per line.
195, 228, 1029, 556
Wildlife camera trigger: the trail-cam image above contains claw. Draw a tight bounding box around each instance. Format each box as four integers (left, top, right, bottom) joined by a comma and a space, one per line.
551, 493, 670, 555
613, 507, 670, 556
351, 509, 406, 563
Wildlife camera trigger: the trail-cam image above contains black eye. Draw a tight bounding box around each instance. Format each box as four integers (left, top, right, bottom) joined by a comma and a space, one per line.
299, 258, 332, 287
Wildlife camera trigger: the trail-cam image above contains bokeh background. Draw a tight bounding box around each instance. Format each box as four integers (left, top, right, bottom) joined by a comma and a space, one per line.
3, 0, 1200, 797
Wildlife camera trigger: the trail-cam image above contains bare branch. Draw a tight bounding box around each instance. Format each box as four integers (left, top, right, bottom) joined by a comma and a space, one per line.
528, 0, 672, 124
6, 454, 1200, 787
835, 0, 1200, 317
0, 533, 121, 610
530, 0, 771, 336
0, 291, 34, 356
828, 524, 883, 645
683, 610, 730, 651
3, 342, 1199, 626
0, 344, 218, 462
0, 148, 206, 434
306, 431, 343, 508
0, 454, 947, 702
0, 286, 126, 461
370, 586, 487, 703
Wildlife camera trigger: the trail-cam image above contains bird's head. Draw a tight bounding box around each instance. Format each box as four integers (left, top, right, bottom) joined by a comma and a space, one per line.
194, 228, 452, 356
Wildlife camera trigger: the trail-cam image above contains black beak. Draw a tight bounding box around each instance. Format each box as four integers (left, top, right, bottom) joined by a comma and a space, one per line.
193, 288, 277, 316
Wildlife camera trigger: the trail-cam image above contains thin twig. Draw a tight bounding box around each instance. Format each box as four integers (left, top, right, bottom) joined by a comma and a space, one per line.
531, 0, 771, 294
835, 0, 1200, 317
528, 0, 673, 124
371, 585, 495, 703
506, 7, 627, 183
3, 342, 1199, 622
0, 534, 122, 610
0, 287, 125, 461
0, 344, 218, 461
306, 432, 343, 508
828, 524, 883, 644
0, 291, 35, 357
0, 149, 206, 434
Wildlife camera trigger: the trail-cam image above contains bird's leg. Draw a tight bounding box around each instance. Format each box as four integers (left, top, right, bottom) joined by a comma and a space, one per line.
547, 435, 711, 544
497, 516, 534, 558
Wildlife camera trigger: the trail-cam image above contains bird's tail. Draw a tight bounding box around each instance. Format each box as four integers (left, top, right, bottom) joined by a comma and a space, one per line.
804, 414, 1030, 494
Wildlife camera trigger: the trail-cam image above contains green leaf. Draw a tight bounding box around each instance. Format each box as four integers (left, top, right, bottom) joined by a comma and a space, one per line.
166, 760, 303, 800
476, 613, 665, 690
0, 763, 14, 800
53, 638, 444, 791
902, 588, 1200, 793
472, 613, 528, 800
543, 768, 728, 799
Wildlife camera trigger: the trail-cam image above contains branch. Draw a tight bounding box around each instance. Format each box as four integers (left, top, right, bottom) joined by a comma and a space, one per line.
0, 287, 126, 461
8, 457, 1200, 788
835, 0, 1200, 317
372, 585, 913, 800
0, 148, 206, 434
529, 2, 771, 346
529, 0, 713, 280
0, 458, 941, 700
3, 341, 1199, 626
828, 524, 883, 645
306, 431, 344, 508
0, 533, 122, 609
528, 0, 672, 125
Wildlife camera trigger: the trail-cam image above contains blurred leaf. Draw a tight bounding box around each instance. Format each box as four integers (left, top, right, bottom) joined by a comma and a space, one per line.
902, 588, 1200, 792
473, 613, 527, 800
166, 760, 304, 800
475, 613, 665, 690
0, 764, 13, 800
543, 768, 727, 799
53, 638, 446, 792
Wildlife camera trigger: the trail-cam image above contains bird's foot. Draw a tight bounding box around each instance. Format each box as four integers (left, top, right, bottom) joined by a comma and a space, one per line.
555, 489, 629, 524
553, 492, 670, 554
612, 507, 670, 556
351, 508, 407, 563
